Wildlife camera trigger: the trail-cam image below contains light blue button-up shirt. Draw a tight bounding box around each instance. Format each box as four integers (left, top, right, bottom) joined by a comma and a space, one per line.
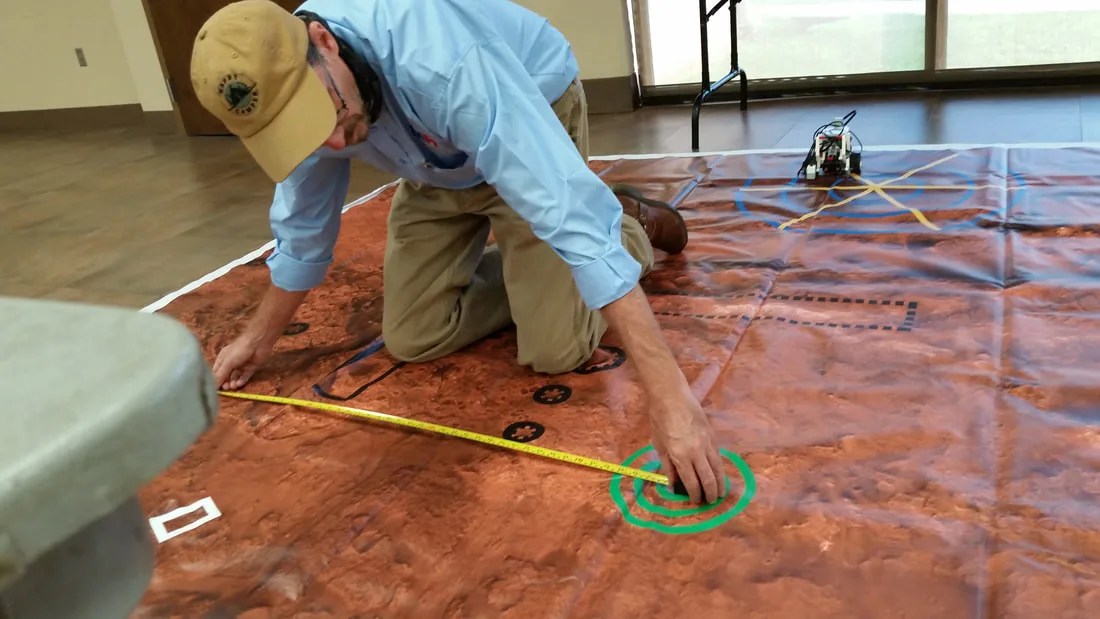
266, 0, 642, 310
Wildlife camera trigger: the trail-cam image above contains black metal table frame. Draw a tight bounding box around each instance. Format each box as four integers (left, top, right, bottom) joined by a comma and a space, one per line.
691, 0, 748, 152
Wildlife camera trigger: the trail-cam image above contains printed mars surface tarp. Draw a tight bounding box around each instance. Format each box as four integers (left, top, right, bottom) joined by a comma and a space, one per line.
134, 145, 1100, 618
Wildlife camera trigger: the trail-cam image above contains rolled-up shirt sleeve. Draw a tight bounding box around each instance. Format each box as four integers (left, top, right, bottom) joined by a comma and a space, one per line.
265, 153, 351, 291
432, 38, 642, 310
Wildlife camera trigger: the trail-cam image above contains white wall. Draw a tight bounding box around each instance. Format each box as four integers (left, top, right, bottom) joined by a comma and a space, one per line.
0, 0, 138, 112
515, 0, 636, 80
109, 0, 174, 112
0, 0, 634, 114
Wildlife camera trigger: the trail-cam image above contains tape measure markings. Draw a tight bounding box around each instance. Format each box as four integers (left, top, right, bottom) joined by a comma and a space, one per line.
218, 391, 669, 485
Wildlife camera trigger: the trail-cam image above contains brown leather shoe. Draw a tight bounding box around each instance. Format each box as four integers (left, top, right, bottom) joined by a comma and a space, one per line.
610, 183, 688, 254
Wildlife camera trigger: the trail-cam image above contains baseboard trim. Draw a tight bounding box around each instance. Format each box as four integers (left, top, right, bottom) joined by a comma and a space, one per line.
582, 73, 640, 114
0, 104, 182, 135
0, 104, 142, 132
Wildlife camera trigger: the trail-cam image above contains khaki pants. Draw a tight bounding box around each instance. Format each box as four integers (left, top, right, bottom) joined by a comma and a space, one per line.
380, 79, 654, 374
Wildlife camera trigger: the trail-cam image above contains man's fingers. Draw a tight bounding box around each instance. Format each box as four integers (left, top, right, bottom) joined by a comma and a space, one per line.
216, 370, 231, 391
706, 447, 727, 498
229, 364, 257, 390
694, 456, 721, 504
674, 459, 703, 504
213, 346, 242, 389
212, 357, 228, 387
660, 453, 676, 489
228, 366, 252, 390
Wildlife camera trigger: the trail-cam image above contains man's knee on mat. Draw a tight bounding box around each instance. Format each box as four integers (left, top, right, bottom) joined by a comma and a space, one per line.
386, 324, 591, 375
522, 342, 593, 376
381, 318, 444, 363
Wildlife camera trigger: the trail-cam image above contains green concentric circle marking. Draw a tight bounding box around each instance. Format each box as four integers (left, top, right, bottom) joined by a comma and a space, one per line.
609, 444, 756, 535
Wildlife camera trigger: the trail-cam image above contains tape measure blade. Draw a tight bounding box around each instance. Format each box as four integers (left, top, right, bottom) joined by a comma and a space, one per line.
217, 391, 667, 485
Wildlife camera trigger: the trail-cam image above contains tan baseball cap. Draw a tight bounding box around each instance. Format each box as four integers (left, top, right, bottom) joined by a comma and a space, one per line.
190, 0, 335, 183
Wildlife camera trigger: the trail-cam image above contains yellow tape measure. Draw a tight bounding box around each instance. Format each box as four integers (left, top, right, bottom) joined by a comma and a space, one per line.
218, 391, 669, 486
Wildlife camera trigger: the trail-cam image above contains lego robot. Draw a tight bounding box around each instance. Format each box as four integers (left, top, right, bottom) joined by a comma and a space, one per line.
799, 110, 862, 180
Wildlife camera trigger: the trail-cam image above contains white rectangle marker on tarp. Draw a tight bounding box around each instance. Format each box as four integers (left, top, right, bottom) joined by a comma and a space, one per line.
148, 496, 221, 543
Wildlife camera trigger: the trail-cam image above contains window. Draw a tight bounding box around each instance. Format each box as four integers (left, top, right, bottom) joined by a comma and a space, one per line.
642, 0, 927, 86
945, 1, 1100, 69
632, 0, 1100, 93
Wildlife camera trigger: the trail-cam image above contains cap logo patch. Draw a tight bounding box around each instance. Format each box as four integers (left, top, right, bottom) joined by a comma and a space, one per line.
219, 73, 259, 115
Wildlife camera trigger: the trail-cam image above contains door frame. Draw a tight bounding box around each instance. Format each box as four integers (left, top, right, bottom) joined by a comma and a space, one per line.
138, 0, 187, 135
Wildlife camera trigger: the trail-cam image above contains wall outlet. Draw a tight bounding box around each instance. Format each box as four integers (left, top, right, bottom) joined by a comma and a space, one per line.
75, 48, 87, 67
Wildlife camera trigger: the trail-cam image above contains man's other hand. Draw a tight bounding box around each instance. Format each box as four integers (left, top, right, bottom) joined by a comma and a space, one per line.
650, 387, 727, 504
599, 284, 729, 505
211, 284, 309, 390
212, 334, 274, 390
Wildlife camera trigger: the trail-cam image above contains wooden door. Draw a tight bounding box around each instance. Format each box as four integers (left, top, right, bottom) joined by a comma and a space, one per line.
143, 0, 305, 136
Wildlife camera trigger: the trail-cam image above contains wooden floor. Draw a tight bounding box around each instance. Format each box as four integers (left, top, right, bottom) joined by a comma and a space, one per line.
3, 85, 1099, 310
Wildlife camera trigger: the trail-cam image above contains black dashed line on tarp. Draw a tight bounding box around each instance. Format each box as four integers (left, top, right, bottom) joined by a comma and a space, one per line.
651, 292, 919, 332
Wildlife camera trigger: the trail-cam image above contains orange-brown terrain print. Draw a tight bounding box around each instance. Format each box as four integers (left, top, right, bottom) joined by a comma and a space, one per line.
133, 146, 1100, 618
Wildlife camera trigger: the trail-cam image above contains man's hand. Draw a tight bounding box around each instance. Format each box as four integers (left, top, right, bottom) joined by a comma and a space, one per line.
212, 284, 309, 391
600, 284, 727, 504
213, 333, 275, 390
646, 380, 726, 503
